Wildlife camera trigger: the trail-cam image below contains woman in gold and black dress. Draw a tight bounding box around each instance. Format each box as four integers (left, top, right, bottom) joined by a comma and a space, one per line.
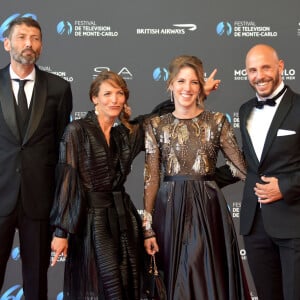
143, 55, 251, 300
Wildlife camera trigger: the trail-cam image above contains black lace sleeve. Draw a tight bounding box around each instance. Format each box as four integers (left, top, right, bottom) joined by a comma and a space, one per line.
50, 122, 86, 235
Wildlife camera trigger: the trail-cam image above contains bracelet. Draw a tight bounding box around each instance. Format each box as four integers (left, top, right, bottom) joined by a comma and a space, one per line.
143, 227, 156, 239
142, 210, 153, 230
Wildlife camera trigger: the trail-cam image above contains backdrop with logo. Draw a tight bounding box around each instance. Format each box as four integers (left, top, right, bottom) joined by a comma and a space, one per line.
1, 0, 299, 299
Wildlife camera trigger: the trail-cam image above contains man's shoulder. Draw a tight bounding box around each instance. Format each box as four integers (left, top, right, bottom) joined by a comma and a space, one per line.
0, 65, 10, 76
239, 97, 255, 111
286, 85, 300, 99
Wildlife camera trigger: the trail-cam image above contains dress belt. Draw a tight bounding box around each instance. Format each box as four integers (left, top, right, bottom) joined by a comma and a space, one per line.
164, 174, 213, 181
86, 190, 127, 232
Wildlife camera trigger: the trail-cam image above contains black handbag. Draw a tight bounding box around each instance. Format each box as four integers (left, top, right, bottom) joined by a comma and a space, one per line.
143, 254, 167, 300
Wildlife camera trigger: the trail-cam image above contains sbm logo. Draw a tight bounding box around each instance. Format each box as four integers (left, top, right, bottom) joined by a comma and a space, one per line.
93, 67, 133, 80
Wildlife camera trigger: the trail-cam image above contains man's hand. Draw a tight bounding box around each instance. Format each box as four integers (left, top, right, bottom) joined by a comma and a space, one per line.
254, 176, 283, 204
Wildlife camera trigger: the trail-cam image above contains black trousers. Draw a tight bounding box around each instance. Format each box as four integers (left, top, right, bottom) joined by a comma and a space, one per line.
244, 208, 300, 300
0, 198, 51, 300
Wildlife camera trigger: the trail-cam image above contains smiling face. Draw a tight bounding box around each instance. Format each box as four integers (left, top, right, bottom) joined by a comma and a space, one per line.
4, 23, 42, 66
246, 44, 284, 98
92, 80, 126, 121
169, 66, 201, 110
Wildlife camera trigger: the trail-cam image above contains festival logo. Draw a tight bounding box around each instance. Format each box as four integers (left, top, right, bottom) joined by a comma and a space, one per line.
217, 20, 278, 38
216, 21, 232, 36
153, 67, 168, 81
56, 20, 119, 38
57, 21, 73, 36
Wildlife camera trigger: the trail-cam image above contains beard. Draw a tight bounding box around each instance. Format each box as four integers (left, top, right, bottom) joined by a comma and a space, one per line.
250, 72, 281, 98
11, 47, 40, 65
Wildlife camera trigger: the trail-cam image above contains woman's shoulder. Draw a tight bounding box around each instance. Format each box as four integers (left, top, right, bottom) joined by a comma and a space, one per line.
64, 111, 95, 137
66, 117, 87, 131
148, 112, 172, 124
203, 110, 227, 124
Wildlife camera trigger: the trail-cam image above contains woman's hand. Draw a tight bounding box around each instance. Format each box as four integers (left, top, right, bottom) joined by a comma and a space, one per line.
204, 68, 221, 97
51, 237, 68, 266
144, 237, 159, 255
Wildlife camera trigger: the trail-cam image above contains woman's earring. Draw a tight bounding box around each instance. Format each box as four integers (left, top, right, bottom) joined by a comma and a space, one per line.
95, 104, 99, 115
170, 91, 174, 102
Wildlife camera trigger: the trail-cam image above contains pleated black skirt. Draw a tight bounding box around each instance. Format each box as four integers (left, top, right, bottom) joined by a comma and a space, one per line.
152, 177, 250, 300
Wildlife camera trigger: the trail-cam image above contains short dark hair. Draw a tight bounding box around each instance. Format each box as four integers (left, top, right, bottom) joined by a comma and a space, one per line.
5, 17, 42, 40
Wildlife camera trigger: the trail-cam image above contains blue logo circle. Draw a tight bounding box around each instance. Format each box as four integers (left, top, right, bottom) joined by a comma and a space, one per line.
226, 113, 232, 123
1, 284, 23, 299
11, 247, 21, 261
216, 22, 232, 36
57, 21, 73, 35
153, 67, 168, 81
0, 13, 37, 42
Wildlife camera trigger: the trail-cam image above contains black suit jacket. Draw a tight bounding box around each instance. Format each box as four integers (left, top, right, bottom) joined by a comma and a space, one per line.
0, 65, 72, 219
239, 86, 300, 238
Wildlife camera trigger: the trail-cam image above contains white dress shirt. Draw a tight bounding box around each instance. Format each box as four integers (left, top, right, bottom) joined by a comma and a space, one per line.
246, 82, 286, 161
10, 66, 36, 108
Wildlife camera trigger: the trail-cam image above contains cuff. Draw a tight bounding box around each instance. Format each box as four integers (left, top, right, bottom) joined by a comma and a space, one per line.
54, 228, 68, 238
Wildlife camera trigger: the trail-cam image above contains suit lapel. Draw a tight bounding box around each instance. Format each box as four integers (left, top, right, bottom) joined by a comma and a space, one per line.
241, 99, 260, 166
23, 67, 47, 143
0, 66, 21, 142
260, 87, 293, 165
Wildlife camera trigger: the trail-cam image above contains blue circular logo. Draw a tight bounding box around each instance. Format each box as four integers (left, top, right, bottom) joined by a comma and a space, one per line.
216, 22, 232, 36
57, 21, 73, 35
1, 284, 23, 299
0, 13, 37, 42
226, 113, 232, 123
11, 247, 21, 261
153, 67, 168, 81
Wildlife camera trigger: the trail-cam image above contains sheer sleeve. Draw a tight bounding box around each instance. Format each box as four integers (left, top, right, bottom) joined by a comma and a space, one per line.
142, 117, 161, 238
128, 122, 145, 159
219, 117, 247, 180
50, 122, 86, 235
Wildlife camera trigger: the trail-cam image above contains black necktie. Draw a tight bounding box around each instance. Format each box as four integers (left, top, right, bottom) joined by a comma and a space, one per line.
255, 85, 287, 109
14, 79, 29, 115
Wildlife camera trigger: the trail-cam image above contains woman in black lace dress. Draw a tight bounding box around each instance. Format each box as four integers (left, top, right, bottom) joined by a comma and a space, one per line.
143, 55, 251, 300
50, 71, 144, 299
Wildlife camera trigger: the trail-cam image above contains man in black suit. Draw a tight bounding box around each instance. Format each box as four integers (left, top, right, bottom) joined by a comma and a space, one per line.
0, 17, 72, 299
239, 44, 300, 300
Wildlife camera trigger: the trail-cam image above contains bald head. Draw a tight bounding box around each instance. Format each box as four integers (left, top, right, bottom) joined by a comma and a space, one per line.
245, 44, 284, 98
246, 44, 279, 66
